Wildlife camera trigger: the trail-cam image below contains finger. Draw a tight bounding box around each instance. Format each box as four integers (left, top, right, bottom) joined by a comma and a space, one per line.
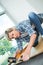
21, 56, 30, 61
23, 57, 30, 61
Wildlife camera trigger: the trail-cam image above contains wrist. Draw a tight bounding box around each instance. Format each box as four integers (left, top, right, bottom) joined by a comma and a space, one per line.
25, 43, 32, 54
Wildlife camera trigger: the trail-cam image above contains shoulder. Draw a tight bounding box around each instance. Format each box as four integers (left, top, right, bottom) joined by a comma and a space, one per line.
18, 19, 30, 27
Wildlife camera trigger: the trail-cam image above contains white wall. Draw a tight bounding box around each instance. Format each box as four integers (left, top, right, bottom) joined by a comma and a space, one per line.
0, 0, 38, 23
0, 0, 43, 23
0, 0, 1, 2
27, 0, 43, 13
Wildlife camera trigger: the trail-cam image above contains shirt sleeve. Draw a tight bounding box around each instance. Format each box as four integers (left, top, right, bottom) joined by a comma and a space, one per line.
17, 20, 36, 36
22, 20, 36, 36
16, 39, 23, 50
25, 25, 36, 36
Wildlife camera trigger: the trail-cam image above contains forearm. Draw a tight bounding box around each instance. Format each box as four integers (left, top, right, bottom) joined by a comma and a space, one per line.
20, 33, 37, 61
29, 33, 37, 47
25, 33, 37, 53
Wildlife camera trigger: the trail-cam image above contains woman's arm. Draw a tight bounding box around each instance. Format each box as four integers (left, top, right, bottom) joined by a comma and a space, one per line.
21, 33, 37, 61
25, 33, 37, 54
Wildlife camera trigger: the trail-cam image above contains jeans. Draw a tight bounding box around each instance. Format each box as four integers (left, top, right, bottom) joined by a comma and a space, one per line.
28, 12, 43, 46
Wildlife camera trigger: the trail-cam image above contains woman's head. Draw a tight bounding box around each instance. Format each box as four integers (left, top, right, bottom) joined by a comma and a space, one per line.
5, 27, 21, 40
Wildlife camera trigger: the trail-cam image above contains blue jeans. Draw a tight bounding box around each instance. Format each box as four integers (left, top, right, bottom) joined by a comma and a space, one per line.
28, 12, 43, 46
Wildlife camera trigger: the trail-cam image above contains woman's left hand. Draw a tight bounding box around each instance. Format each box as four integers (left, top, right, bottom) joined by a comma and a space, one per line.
21, 49, 31, 61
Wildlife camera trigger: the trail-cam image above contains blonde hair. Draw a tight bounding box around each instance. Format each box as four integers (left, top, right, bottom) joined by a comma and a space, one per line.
5, 27, 16, 40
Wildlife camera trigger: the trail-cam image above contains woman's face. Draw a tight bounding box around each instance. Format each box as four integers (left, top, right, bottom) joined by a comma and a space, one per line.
8, 29, 20, 39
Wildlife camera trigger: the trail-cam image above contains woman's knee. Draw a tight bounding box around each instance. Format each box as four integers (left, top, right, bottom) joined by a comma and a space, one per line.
28, 12, 36, 18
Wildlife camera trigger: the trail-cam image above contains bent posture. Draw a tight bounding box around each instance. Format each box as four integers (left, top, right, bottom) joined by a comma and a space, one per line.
5, 12, 43, 61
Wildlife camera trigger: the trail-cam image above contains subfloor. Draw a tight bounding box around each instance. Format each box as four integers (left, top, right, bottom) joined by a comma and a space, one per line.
17, 37, 43, 65
8, 37, 43, 65
30, 37, 43, 57
18, 53, 43, 65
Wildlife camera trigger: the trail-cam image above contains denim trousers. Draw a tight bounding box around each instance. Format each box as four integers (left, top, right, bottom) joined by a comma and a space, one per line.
28, 12, 43, 46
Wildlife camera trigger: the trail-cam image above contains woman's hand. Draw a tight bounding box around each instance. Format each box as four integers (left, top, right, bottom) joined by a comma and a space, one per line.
21, 33, 37, 61
21, 48, 31, 61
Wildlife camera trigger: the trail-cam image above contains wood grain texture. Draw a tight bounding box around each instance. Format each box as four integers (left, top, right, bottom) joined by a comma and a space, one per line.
30, 38, 43, 57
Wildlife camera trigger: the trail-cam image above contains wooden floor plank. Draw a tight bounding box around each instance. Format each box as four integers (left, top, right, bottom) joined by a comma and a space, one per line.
30, 38, 43, 57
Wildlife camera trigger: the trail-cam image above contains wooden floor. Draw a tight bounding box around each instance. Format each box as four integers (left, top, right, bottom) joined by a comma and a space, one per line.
30, 37, 43, 58
9, 37, 43, 65
13, 37, 43, 65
